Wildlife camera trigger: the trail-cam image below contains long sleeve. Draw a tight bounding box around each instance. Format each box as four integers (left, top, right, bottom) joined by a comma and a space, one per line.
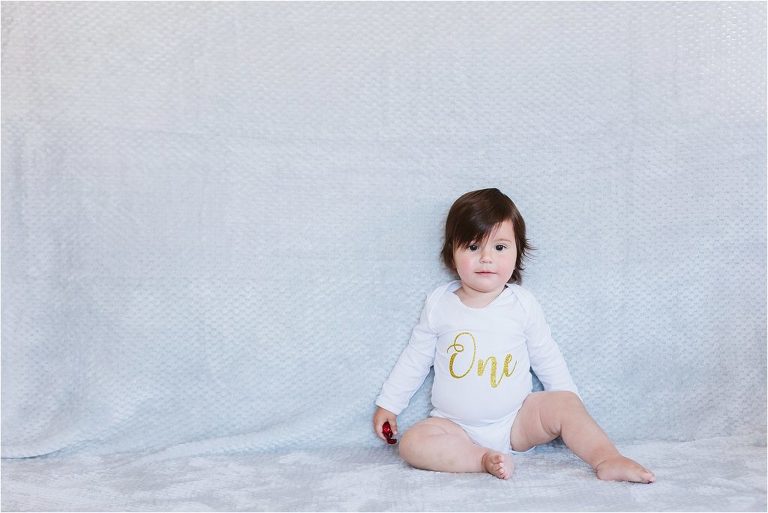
523, 291, 580, 397
375, 299, 438, 415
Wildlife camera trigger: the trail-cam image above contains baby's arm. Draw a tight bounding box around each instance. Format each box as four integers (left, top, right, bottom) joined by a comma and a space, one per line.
522, 290, 579, 395
373, 296, 438, 440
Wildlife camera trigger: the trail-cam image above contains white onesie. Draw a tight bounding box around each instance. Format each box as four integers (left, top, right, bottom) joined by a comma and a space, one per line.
375, 280, 579, 453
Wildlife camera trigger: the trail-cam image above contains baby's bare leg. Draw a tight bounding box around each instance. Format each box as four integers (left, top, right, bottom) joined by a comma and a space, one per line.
399, 418, 513, 479
510, 392, 655, 484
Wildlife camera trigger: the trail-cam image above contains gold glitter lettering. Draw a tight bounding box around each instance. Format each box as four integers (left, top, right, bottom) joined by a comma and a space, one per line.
447, 332, 475, 379
477, 357, 497, 386
448, 332, 518, 388
502, 353, 517, 379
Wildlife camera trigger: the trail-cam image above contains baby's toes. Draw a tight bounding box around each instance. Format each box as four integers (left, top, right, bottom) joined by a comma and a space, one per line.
482, 452, 508, 479
496, 455, 513, 479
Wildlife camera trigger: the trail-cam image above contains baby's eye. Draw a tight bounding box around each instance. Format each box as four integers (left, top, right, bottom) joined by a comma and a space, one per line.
495, 244, 507, 251
468, 243, 479, 251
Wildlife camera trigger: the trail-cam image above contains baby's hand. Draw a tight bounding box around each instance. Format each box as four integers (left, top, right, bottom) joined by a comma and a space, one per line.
373, 406, 398, 443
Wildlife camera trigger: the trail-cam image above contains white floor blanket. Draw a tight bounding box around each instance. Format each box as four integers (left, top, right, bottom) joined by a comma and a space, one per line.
3, 434, 765, 511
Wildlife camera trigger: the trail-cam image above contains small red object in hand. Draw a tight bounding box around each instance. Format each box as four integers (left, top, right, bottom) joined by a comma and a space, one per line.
382, 421, 397, 444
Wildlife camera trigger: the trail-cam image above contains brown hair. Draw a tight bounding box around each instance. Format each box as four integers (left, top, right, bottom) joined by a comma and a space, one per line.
440, 188, 533, 284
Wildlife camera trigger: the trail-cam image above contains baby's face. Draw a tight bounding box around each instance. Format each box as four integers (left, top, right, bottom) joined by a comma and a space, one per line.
453, 220, 517, 296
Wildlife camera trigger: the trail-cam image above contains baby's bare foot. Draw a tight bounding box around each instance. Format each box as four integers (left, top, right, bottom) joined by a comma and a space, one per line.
595, 455, 655, 484
481, 450, 514, 480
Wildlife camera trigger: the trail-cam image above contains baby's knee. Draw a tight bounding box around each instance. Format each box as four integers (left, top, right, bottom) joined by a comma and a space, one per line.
397, 429, 422, 464
552, 391, 582, 411
398, 423, 438, 461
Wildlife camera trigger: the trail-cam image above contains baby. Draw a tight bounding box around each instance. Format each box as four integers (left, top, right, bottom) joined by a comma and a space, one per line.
373, 188, 655, 483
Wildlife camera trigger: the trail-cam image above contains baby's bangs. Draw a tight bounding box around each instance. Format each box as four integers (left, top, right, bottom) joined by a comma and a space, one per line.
452, 207, 512, 249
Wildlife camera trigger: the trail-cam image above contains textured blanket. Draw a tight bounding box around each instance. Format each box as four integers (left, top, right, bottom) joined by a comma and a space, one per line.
2, 2, 765, 510
2, 435, 766, 511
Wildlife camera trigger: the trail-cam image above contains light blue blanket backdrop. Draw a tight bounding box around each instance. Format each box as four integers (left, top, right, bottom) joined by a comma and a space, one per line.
2, 1, 765, 460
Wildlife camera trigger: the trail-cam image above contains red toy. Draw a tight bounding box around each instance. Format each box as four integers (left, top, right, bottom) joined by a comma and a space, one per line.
382, 421, 397, 444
